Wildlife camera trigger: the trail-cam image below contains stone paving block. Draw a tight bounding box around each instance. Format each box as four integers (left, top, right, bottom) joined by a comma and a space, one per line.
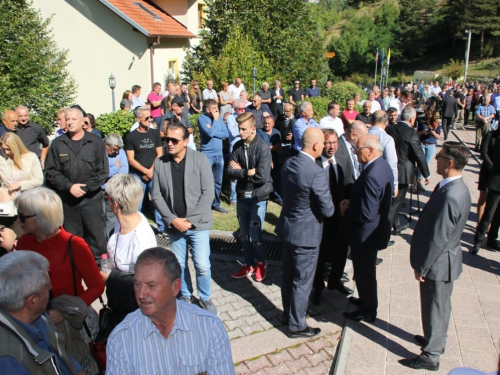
284, 356, 313, 372
455, 325, 494, 351
305, 336, 332, 353
461, 347, 498, 372
259, 319, 274, 331
227, 327, 245, 340
434, 357, 465, 375
468, 269, 500, 285
267, 349, 294, 366
244, 356, 273, 373
287, 342, 314, 360
451, 305, 488, 328
389, 295, 421, 318
451, 287, 480, 307
243, 312, 265, 326
234, 362, 252, 375
228, 306, 253, 320
303, 359, 331, 374
474, 283, 500, 301
241, 322, 265, 336
225, 319, 242, 332
346, 341, 386, 374
386, 362, 417, 375
305, 349, 331, 367
263, 363, 292, 374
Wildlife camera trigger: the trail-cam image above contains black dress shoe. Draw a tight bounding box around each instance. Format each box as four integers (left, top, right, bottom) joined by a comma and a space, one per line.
341, 276, 350, 283
386, 240, 395, 247
348, 296, 362, 306
470, 243, 481, 255
487, 240, 500, 251
328, 284, 354, 295
376, 258, 383, 265
288, 326, 321, 338
399, 357, 439, 371
394, 223, 409, 236
343, 310, 376, 323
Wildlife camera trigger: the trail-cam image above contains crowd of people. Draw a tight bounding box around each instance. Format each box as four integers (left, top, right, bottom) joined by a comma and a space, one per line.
0, 75, 499, 374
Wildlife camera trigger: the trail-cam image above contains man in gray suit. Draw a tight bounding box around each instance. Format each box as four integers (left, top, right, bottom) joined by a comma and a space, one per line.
276, 128, 334, 338
152, 123, 217, 315
400, 142, 471, 371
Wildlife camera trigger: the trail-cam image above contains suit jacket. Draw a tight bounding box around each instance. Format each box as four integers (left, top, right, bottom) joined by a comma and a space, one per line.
336, 135, 358, 181
487, 131, 500, 192
386, 122, 430, 184
152, 147, 214, 231
276, 153, 334, 247
344, 157, 393, 250
270, 88, 285, 106
276, 116, 296, 145
314, 153, 354, 203
442, 96, 458, 118
410, 178, 471, 281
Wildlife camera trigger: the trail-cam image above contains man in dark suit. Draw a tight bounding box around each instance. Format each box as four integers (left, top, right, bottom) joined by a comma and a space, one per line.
386, 106, 430, 235
270, 80, 286, 118
441, 89, 458, 140
312, 129, 355, 304
340, 135, 393, 322
400, 142, 471, 371
275, 103, 296, 158
276, 128, 334, 338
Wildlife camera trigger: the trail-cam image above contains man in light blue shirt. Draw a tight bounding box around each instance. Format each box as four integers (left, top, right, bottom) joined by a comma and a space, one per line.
225, 99, 246, 204
368, 111, 399, 195
106, 247, 235, 375
293, 101, 321, 152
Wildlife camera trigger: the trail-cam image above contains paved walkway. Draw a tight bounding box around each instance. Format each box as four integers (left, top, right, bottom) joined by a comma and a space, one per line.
96, 126, 499, 374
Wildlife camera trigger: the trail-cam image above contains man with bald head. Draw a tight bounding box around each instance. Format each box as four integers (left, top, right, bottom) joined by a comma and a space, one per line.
15, 106, 49, 167
45, 108, 109, 262
276, 127, 334, 338
340, 135, 393, 322
337, 120, 368, 180
0, 110, 18, 137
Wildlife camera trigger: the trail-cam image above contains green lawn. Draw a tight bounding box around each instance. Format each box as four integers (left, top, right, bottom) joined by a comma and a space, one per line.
213, 193, 281, 236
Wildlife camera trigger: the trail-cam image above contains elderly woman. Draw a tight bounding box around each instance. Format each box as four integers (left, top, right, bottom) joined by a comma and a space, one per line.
102, 174, 157, 324
103, 133, 129, 237
0, 132, 43, 201
10, 187, 104, 374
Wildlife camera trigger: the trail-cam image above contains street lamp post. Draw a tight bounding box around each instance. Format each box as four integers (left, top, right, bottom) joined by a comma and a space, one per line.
464, 30, 472, 84
109, 74, 116, 112
252, 67, 257, 95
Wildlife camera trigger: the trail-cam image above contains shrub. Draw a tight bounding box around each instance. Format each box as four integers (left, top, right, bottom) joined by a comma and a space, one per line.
95, 111, 135, 138
324, 82, 364, 110
189, 113, 202, 149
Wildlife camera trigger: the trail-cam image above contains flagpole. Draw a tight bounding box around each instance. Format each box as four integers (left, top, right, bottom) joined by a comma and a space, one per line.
387, 48, 391, 87
374, 48, 379, 86
380, 48, 385, 88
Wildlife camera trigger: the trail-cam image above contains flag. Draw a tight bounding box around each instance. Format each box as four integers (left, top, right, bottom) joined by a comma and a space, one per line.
387, 48, 391, 64
375, 48, 379, 62
381, 48, 385, 64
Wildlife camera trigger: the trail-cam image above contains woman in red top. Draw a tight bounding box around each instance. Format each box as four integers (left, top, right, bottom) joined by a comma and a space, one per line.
15, 187, 104, 374
341, 98, 359, 130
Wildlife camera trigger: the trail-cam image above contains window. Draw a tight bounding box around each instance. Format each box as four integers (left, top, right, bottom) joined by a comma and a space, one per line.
134, 2, 161, 20
198, 3, 205, 29
168, 60, 178, 84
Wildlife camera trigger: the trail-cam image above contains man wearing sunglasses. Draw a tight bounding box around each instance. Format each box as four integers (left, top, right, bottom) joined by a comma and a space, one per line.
152, 124, 217, 315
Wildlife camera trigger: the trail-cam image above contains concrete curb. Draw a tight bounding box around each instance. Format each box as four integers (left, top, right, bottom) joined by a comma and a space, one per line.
330, 292, 356, 375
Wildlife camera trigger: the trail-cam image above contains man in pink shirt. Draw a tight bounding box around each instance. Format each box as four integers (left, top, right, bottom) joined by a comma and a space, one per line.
148, 82, 163, 128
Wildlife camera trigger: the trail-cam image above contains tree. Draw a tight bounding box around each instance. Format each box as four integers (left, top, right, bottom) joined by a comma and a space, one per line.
0, 0, 76, 134
442, 59, 464, 81
182, 0, 329, 86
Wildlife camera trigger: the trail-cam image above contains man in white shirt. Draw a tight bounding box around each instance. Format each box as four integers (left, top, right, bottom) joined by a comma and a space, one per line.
131, 85, 145, 109
202, 80, 219, 103
320, 102, 344, 136
361, 91, 381, 114
228, 78, 246, 100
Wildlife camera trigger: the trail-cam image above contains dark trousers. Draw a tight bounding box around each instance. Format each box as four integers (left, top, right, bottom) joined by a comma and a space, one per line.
419, 279, 454, 363
464, 108, 471, 126
63, 191, 107, 260
351, 245, 378, 313
281, 241, 319, 331
475, 189, 500, 244
313, 216, 348, 292
390, 184, 408, 228
442, 117, 453, 140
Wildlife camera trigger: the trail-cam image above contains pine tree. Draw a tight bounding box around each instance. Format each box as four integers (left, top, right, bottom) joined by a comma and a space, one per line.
0, 0, 76, 133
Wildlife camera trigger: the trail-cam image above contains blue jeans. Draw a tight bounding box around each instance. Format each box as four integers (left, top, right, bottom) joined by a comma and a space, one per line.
132, 173, 165, 232
237, 198, 267, 266
230, 180, 237, 203
419, 143, 436, 180
206, 154, 224, 209
167, 229, 211, 301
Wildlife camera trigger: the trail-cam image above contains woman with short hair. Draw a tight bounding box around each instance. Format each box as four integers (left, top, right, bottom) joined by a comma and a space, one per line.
102, 174, 157, 324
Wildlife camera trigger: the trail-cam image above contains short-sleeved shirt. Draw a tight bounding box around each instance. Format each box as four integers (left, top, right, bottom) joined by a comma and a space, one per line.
288, 88, 304, 103
124, 128, 162, 173
16, 121, 49, 158
257, 89, 271, 102
417, 121, 441, 145
256, 128, 282, 165
202, 88, 218, 101
341, 110, 358, 122
147, 92, 163, 118
305, 87, 320, 97
455, 92, 465, 108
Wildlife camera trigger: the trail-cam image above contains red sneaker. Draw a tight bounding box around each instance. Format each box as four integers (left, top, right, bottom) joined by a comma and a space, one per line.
255, 262, 267, 282
232, 265, 255, 279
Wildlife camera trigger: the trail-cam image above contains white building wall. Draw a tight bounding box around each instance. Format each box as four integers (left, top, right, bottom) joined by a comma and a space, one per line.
34, 0, 151, 116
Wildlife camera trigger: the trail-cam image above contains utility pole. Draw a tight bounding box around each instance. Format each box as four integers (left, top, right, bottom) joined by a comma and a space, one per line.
464, 30, 472, 83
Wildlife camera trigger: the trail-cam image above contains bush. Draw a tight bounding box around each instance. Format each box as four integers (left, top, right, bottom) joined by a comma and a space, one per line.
324, 82, 364, 110
95, 111, 135, 138
189, 113, 202, 150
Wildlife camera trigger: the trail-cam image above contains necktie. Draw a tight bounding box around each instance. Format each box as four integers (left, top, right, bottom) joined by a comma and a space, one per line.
350, 145, 360, 178
328, 159, 338, 206
431, 183, 440, 197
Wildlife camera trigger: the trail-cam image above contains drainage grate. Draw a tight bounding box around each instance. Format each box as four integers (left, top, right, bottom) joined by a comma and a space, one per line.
155, 233, 284, 260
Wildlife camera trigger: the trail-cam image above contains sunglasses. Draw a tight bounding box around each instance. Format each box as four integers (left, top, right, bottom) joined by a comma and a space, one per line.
164, 137, 182, 145
435, 153, 452, 160
18, 213, 36, 223
144, 116, 153, 121
83, 121, 89, 125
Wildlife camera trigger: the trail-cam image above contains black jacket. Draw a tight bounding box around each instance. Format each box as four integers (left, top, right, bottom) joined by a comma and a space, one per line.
386, 122, 429, 184
275, 116, 296, 145
442, 96, 458, 118
45, 131, 108, 203
227, 135, 273, 202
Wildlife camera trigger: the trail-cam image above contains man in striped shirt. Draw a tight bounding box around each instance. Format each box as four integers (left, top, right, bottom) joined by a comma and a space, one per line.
106, 247, 235, 375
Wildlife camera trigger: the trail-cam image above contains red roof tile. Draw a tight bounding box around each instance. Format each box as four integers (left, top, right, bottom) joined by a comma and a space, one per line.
103, 0, 196, 38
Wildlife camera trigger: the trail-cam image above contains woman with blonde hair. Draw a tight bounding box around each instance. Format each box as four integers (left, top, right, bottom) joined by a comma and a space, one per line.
189, 79, 202, 114
0, 132, 43, 203
219, 81, 233, 117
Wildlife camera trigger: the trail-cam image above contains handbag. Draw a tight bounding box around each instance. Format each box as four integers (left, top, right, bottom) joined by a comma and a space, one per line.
67, 235, 107, 372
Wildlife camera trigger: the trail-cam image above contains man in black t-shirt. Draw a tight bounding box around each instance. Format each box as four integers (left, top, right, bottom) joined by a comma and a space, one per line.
454, 88, 466, 130
288, 80, 304, 106
125, 106, 165, 234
